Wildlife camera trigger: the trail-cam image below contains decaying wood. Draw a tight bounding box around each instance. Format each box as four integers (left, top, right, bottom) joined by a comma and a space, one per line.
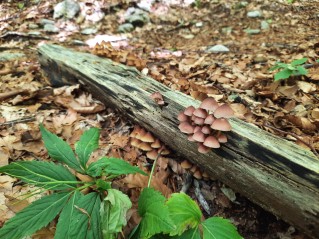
38, 44, 319, 238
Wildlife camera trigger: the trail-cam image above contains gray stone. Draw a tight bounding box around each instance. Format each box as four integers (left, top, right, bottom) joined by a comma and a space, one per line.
0, 52, 25, 62
28, 31, 42, 36
247, 10, 262, 18
53, 0, 80, 19
124, 8, 149, 27
44, 24, 59, 33
117, 23, 134, 33
244, 29, 261, 34
39, 19, 55, 26
28, 23, 39, 29
195, 22, 203, 27
235, 1, 248, 9
261, 20, 270, 30
81, 28, 98, 35
71, 40, 87, 46
206, 44, 230, 53
221, 27, 232, 34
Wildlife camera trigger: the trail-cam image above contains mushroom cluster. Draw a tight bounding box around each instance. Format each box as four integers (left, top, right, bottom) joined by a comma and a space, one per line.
180, 159, 210, 180
178, 97, 234, 154
129, 125, 170, 160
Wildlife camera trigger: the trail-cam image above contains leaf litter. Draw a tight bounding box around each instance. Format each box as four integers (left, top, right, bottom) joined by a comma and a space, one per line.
0, 0, 317, 238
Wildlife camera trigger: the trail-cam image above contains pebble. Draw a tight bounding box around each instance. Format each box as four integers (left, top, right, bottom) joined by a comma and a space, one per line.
247, 10, 262, 18
261, 20, 270, 30
206, 44, 230, 53
81, 28, 97, 35
117, 23, 134, 33
39, 19, 55, 26
28, 23, 39, 29
244, 29, 261, 35
44, 24, 59, 33
53, 0, 80, 19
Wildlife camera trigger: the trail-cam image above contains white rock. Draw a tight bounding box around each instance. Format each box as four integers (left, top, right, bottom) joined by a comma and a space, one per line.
53, 0, 80, 19
247, 10, 262, 18
207, 44, 230, 53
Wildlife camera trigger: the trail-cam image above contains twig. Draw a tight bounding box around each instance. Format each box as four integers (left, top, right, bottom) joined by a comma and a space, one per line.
0, 116, 36, 128
180, 172, 193, 193
194, 179, 211, 215
263, 122, 319, 158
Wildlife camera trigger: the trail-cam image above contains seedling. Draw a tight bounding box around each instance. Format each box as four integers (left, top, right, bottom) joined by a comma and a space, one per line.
0, 125, 146, 239
269, 58, 308, 81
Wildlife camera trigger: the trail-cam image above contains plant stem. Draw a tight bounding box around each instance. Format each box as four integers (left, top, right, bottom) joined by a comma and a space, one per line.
147, 149, 163, 188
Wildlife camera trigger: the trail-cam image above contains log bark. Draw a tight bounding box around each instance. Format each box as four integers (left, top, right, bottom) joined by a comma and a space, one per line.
38, 44, 319, 238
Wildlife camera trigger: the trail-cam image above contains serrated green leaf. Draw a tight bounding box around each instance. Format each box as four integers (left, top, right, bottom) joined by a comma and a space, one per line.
0, 161, 77, 190
96, 179, 111, 190
295, 66, 308, 75
87, 157, 147, 177
168, 227, 201, 239
137, 188, 175, 238
166, 193, 202, 236
55, 191, 82, 239
202, 217, 242, 239
68, 192, 102, 239
75, 127, 100, 169
291, 58, 307, 66
101, 189, 132, 239
274, 68, 293, 81
0, 192, 71, 239
269, 62, 287, 71
40, 124, 84, 173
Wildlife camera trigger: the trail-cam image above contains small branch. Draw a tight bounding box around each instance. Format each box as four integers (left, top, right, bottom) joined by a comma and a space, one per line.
0, 116, 36, 128
194, 179, 211, 215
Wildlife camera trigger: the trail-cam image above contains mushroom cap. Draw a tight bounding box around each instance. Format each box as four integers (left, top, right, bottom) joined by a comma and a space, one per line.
211, 118, 232, 131
190, 165, 198, 173
159, 147, 170, 155
193, 170, 202, 179
180, 160, 193, 169
192, 131, 206, 142
193, 126, 202, 133
200, 97, 219, 112
188, 134, 196, 142
140, 131, 155, 143
179, 122, 194, 134
177, 112, 189, 122
138, 142, 152, 151
201, 125, 211, 134
129, 125, 141, 137
204, 115, 215, 124
193, 108, 208, 118
184, 106, 196, 116
193, 116, 205, 125
151, 138, 161, 148
131, 138, 141, 147
214, 104, 234, 119
217, 133, 228, 143
146, 149, 158, 160
203, 136, 220, 148
135, 128, 146, 140
198, 143, 211, 154
202, 171, 209, 179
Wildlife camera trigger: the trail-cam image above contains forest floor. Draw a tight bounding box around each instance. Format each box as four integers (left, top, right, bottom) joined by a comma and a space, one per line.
0, 0, 318, 238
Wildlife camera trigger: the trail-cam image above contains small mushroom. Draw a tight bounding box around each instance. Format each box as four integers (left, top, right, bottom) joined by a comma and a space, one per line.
193, 116, 205, 125
211, 118, 232, 131
151, 138, 161, 148
190, 165, 198, 173
159, 147, 170, 155
188, 134, 196, 142
192, 131, 206, 142
201, 125, 211, 134
198, 143, 211, 154
150, 92, 165, 105
137, 142, 152, 151
178, 112, 189, 122
202, 171, 209, 179
146, 149, 158, 160
200, 97, 219, 112
130, 125, 141, 137
214, 104, 234, 119
135, 128, 146, 140
180, 160, 193, 169
193, 108, 208, 118
203, 136, 220, 148
131, 138, 141, 147
193, 170, 202, 179
204, 115, 215, 124
193, 126, 202, 133
179, 122, 194, 134
140, 131, 155, 143
217, 133, 228, 143
184, 106, 196, 116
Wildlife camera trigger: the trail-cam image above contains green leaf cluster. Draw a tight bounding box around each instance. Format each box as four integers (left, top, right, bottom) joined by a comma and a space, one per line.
269, 58, 308, 81
131, 190, 243, 239
0, 125, 146, 239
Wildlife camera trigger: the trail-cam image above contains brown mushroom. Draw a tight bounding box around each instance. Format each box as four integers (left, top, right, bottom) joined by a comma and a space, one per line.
198, 143, 211, 154
180, 160, 193, 169
193, 126, 202, 133
203, 136, 220, 148
190, 165, 198, 173
201, 125, 211, 134
178, 112, 189, 122
146, 149, 158, 160
217, 133, 228, 143
193, 116, 205, 125
204, 115, 215, 124
193, 108, 208, 118
188, 134, 196, 142
200, 97, 219, 112
179, 122, 194, 134
135, 128, 146, 140
192, 131, 206, 142
184, 106, 196, 116
211, 118, 232, 131
137, 142, 152, 151
131, 138, 141, 147
151, 138, 161, 148
140, 131, 155, 143
129, 125, 141, 138
214, 104, 234, 119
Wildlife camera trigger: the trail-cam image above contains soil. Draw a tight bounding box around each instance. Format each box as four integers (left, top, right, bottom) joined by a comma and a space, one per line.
0, 0, 318, 238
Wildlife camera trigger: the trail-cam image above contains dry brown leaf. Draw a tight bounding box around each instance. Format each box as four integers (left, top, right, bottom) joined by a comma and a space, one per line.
109, 134, 129, 148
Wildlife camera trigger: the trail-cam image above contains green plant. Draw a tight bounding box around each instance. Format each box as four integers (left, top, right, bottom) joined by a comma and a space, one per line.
0, 125, 242, 239
0, 125, 147, 239
269, 58, 308, 81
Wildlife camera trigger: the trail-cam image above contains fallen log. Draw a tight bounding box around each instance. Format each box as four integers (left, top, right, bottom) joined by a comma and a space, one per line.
38, 44, 319, 238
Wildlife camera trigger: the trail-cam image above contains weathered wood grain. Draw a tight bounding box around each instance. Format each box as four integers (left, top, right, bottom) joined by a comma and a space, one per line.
38, 44, 319, 238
